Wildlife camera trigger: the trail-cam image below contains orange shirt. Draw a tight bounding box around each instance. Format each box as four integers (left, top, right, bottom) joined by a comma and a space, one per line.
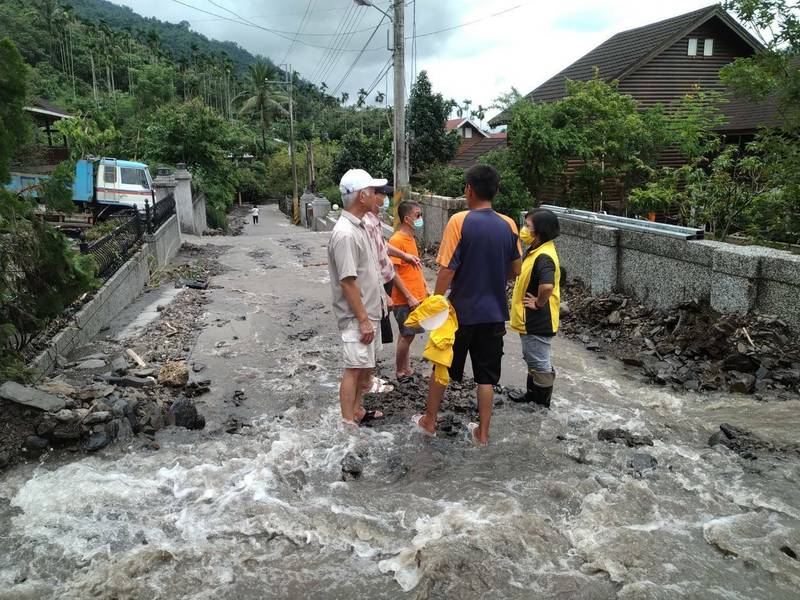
389, 231, 427, 306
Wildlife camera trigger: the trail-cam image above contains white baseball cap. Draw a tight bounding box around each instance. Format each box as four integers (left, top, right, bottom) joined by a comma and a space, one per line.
339, 168, 388, 196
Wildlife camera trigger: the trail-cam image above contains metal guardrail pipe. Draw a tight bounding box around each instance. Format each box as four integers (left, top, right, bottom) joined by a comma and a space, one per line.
539, 205, 705, 240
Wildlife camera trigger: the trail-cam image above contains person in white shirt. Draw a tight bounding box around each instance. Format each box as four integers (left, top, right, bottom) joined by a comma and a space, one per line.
251, 205, 259, 225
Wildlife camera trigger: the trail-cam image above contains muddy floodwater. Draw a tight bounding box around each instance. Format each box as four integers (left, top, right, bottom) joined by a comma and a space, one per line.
2, 206, 799, 599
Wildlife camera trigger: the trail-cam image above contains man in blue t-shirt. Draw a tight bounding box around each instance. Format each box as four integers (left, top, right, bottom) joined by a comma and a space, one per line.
412, 165, 522, 446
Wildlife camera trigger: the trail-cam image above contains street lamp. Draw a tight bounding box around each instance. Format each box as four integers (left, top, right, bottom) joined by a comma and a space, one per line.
354, 0, 392, 22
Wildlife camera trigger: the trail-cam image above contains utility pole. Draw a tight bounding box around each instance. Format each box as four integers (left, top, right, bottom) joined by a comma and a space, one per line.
355, 1, 408, 197
392, 1, 408, 199
288, 65, 300, 225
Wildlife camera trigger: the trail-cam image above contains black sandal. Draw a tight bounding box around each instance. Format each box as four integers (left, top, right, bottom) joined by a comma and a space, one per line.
358, 410, 385, 425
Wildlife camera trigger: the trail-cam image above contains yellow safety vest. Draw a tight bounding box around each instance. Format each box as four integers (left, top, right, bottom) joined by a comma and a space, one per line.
510, 241, 560, 336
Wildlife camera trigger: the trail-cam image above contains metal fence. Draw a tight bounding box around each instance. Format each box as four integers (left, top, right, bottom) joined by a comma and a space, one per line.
81, 211, 144, 280
146, 193, 176, 233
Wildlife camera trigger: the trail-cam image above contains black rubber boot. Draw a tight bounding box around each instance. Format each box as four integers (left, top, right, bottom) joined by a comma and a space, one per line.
508, 374, 536, 403
529, 369, 555, 409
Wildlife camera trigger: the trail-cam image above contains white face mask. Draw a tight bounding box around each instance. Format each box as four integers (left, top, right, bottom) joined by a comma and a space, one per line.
382, 197, 390, 210
413, 217, 424, 230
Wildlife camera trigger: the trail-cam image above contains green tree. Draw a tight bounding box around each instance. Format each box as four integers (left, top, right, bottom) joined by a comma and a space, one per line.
558, 76, 666, 211
0, 37, 29, 183
407, 71, 459, 173
240, 61, 287, 154
133, 63, 175, 111
479, 147, 532, 218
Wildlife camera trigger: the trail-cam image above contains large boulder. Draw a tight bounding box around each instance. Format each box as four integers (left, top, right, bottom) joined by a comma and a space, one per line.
0, 382, 65, 412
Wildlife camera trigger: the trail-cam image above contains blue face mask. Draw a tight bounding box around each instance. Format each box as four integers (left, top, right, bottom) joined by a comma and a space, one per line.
413, 217, 424, 230
382, 197, 390, 210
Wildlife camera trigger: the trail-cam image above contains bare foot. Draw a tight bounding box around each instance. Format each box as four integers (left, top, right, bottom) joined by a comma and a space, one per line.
411, 414, 436, 436
467, 422, 488, 447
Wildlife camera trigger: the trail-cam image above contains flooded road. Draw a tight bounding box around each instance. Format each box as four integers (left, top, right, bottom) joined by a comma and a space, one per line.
2, 205, 799, 599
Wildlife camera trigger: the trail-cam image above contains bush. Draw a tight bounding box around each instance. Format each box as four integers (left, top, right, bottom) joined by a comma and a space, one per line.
422, 165, 464, 198
479, 148, 532, 218
0, 192, 98, 380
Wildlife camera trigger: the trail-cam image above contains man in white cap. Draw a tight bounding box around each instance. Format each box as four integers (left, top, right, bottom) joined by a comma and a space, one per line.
328, 168, 389, 426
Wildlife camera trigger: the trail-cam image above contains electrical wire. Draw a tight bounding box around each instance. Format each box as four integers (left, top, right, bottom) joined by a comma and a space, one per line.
332, 14, 389, 96
315, 6, 366, 86
364, 56, 393, 98
281, 0, 316, 65
309, 4, 355, 83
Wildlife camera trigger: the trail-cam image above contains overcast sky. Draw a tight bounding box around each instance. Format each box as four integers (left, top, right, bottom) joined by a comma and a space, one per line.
116, 0, 726, 124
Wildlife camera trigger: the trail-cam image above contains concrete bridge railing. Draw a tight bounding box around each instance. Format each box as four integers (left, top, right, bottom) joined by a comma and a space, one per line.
556, 217, 800, 330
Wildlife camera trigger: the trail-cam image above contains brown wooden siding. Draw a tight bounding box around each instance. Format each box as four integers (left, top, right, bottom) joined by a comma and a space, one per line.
617, 18, 755, 112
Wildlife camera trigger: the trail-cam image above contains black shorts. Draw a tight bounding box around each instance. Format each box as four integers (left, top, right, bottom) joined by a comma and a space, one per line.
448, 322, 505, 385
380, 282, 394, 344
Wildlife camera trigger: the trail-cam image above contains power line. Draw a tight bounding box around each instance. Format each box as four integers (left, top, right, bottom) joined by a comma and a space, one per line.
168, 0, 382, 52
281, 0, 316, 65
309, 3, 355, 83
332, 14, 389, 96
365, 56, 393, 99
314, 5, 364, 86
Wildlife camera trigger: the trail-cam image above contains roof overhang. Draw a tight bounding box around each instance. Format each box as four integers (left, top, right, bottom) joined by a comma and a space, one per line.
23, 106, 74, 119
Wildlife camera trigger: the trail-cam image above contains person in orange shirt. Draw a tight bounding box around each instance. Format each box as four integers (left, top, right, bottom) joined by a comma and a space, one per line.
388, 200, 429, 378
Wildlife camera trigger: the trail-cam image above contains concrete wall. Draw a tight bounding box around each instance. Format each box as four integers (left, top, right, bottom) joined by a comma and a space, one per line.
191, 193, 208, 235
556, 216, 800, 329
31, 215, 182, 378
410, 192, 467, 250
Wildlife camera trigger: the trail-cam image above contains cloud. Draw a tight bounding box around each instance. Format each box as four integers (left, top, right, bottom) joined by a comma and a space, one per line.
114, 0, 729, 123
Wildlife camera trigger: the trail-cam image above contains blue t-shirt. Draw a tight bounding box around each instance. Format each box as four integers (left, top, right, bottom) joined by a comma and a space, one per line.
436, 208, 521, 326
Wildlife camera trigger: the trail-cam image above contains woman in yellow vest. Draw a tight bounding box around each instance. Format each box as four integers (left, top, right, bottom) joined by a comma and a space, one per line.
508, 208, 561, 408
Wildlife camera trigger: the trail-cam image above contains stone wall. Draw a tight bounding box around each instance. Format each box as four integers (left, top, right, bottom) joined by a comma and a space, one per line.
31, 215, 182, 378
409, 192, 467, 250
191, 193, 208, 235
556, 216, 800, 329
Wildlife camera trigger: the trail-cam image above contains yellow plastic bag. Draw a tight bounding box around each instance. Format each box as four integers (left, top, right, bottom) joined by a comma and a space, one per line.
406, 295, 459, 385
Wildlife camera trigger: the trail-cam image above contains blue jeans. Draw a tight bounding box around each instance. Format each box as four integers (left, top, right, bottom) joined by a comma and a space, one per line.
520, 334, 552, 372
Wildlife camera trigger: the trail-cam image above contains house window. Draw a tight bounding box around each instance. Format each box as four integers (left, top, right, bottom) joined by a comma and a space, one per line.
687, 38, 698, 56
103, 166, 116, 184
704, 38, 714, 56
464, 127, 473, 138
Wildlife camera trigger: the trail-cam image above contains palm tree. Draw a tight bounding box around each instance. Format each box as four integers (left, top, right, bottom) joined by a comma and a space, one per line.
471, 104, 487, 129
375, 91, 385, 105
340, 91, 349, 106
240, 62, 288, 154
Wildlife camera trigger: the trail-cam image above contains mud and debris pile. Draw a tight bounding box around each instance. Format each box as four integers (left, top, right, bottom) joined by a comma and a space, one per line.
0, 244, 219, 471
363, 365, 509, 436
560, 281, 800, 398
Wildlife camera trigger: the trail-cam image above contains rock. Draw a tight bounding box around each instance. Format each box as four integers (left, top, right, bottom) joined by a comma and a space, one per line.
0, 451, 9, 470
722, 353, 759, 373
620, 354, 645, 368
49, 420, 82, 441
630, 453, 658, 475
167, 397, 205, 430
755, 366, 770, 380
341, 452, 364, 481
75, 359, 107, 370
284, 469, 307, 491
82, 353, 107, 360
0, 382, 65, 412
24, 435, 50, 453
184, 379, 211, 398
586, 342, 601, 351
107, 375, 156, 388
191, 363, 207, 373
84, 432, 109, 452
607, 310, 622, 325
708, 423, 791, 459
158, 362, 189, 387
597, 428, 654, 447
684, 379, 700, 391
560, 301, 571, 317
54, 409, 76, 423
83, 411, 111, 425
728, 372, 756, 394
111, 357, 129, 375
132, 369, 156, 378
36, 379, 76, 397
76, 383, 116, 401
